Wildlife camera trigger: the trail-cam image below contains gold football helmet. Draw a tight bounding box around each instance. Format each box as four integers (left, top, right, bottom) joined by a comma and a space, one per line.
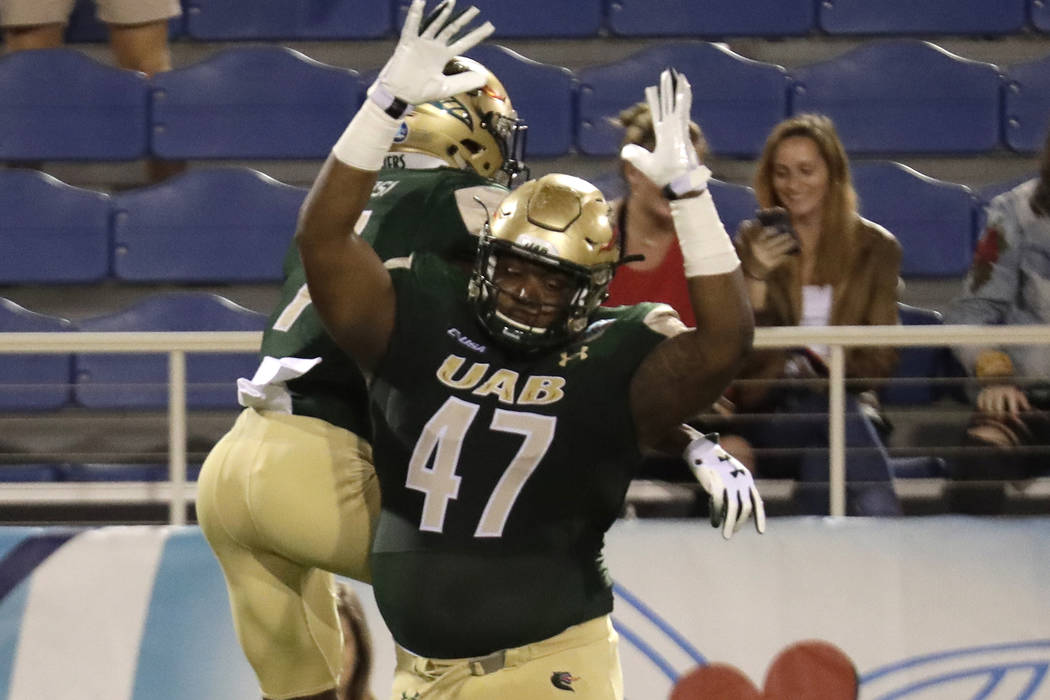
392, 56, 528, 187
469, 174, 620, 351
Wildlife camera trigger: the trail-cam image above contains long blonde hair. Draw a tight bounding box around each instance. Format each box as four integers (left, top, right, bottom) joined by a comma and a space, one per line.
753, 114, 858, 285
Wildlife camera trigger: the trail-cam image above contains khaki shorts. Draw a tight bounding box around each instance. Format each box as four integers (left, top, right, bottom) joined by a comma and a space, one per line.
0, 0, 180, 28
197, 408, 380, 699
392, 616, 624, 699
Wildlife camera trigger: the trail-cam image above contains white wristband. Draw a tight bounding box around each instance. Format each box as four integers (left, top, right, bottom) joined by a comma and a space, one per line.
670, 189, 741, 277
331, 99, 404, 171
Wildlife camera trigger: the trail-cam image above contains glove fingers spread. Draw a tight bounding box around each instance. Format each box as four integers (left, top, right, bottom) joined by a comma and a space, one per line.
441, 69, 488, 96
644, 84, 662, 123
437, 5, 478, 41
418, 0, 453, 39
448, 20, 494, 56
722, 490, 740, 540
402, 0, 426, 37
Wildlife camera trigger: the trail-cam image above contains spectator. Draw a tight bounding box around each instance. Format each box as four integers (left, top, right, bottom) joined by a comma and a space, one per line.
727, 113, 903, 516
943, 125, 1050, 512
0, 0, 184, 182
196, 44, 527, 700
295, 1, 762, 693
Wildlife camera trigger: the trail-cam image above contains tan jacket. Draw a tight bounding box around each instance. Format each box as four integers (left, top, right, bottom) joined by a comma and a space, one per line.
732, 216, 902, 409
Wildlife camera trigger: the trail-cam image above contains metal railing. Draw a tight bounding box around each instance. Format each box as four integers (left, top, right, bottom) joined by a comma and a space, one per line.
1, 325, 1049, 521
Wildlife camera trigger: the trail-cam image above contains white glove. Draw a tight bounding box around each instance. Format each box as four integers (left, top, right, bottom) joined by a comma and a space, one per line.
620, 67, 710, 198
684, 433, 766, 539
369, 0, 494, 112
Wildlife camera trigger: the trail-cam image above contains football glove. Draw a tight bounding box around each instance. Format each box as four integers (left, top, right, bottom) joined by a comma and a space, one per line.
620, 67, 710, 199
369, 0, 494, 114
684, 433, 766, 539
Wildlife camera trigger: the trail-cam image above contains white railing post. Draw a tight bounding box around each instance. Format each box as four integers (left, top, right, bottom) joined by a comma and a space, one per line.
828, 345, 846, 517
168, 350, 187, 526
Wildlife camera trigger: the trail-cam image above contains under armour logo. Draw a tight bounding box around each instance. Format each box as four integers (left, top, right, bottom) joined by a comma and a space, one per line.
730, 467, 745, 478
718, 453, 732, 462
558, 346, 589, 367
400, 692, 421, 700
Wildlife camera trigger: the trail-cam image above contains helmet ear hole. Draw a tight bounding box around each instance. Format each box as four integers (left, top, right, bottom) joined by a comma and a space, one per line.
461, 139, 483, 155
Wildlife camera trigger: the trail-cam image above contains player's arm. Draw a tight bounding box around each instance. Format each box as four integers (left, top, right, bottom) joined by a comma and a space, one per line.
624, 69, 754, 449
296, 0, 493, 371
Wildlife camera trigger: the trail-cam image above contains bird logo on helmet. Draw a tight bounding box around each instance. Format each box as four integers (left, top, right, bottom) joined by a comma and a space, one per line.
469, 173, 621, 352
393, 56, 528, 187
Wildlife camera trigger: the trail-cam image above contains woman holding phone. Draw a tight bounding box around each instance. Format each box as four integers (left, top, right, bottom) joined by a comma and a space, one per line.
723, 113, 904, 516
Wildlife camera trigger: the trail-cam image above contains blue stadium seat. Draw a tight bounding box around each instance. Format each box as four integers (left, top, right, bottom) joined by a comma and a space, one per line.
0, 465, 64, 482
1003, 53, 1050, 154
150, 46, 362, 159
394, 0, 601, 38
73, 292, 266, 410
576, 42, 788, 158
111, 167, 305, 283
882, 303, 950, 406
187, 0, 390, 40
851, 161, 977, 278
0, 299, 74, 412
818, 0, 1027, 35
0, 170, 111, 284
465, 45, 574, 158
0, 48, 149, 160
607, 0, 814, 37
789, 40, 1003, 154
65, 0, 184, 42
61, 463, 203, 481
1031, 0, 1050, 33
709, 179, 759, 239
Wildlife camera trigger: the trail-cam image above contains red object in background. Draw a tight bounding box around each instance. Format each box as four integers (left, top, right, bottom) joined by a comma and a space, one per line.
671, 640, 858, 700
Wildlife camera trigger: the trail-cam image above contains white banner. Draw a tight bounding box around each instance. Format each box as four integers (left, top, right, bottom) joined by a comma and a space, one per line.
0, 518, 1046, 699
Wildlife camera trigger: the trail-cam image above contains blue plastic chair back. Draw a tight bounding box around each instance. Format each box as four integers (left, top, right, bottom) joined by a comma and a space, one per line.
790, 40, 1002, 154
150, 46, 362, 159
187, 0, 390, 39
0, 170, 111, 283
73, 292, 265, 410
395, 0, 601, 37
852, 161, 977, 278
0, 299, 73, 411
0, 48, 149, 160
882, 302, 946, 406
465, 45, 574, 158
818, 0, 1026, 35
0, 464, 64, 482
1003, 54, 1050, 154
577, 42, 788, 157
709, 179, 759, 240
112, 168, 305, 283
607, 0, 814, 37
1035, 0, 1050, 33
61, 463, 203, 482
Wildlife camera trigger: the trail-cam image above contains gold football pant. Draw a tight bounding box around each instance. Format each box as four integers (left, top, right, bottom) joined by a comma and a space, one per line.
197, 408, 380, 700
391, 616, 623, 699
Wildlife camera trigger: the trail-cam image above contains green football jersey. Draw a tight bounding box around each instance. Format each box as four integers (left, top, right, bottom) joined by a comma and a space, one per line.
369, 253, 679, 659
257, 167, 507, 436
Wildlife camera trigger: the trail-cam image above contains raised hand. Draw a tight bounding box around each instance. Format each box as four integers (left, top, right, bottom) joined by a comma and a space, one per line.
620, 67, 709, 198
684, 433, 766, 539
370, 0, 494, 111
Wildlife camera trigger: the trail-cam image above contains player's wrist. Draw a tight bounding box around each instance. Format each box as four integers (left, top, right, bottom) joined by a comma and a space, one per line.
331, 99, 404, 171
670, 187, 741, 278
367, 82, 414, 120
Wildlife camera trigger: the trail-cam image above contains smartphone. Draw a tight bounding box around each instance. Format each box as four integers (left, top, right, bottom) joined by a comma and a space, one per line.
755, 207, 800, 254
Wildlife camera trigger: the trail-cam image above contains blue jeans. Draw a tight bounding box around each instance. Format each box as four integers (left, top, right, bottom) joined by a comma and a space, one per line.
731, 391, 902, 516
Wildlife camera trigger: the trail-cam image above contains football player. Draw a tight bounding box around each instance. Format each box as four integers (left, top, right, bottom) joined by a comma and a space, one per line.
194, 4, 527, 700
295, 1, 762, 697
